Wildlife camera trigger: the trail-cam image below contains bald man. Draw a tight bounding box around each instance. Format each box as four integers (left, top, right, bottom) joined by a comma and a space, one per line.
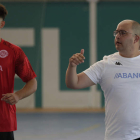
66, 20, 140, 140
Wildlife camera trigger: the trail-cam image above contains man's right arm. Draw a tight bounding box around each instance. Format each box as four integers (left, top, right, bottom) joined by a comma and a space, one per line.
65, 49, 95, 89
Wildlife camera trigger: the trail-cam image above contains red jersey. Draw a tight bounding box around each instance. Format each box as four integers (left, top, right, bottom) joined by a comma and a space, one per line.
0, 39, 36, 132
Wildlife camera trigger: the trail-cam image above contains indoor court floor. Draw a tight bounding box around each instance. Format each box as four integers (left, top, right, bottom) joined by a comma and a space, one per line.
14, 112, 105, 140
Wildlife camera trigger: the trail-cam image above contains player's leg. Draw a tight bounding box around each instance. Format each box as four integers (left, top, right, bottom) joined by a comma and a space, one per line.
0, 132, 14, 140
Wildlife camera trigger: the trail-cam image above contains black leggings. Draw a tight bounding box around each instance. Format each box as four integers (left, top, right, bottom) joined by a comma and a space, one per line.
0, 132, 14, 140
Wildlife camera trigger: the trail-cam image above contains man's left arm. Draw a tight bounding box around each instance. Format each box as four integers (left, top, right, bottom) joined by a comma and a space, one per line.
1, 78, 37, 105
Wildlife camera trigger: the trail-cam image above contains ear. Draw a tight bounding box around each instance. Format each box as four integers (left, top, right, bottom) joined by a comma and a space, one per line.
0, 21, 5, 29
134, 35, 140, 44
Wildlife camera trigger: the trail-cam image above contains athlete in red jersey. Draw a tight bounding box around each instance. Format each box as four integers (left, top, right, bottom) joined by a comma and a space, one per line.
0, 4, 37, 140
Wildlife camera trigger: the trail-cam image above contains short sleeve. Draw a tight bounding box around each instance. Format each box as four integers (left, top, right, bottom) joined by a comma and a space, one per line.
83, 60, 106, 84
15, 47, 36, 82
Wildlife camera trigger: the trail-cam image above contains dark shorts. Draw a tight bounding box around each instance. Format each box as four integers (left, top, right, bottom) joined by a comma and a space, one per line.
134, 138, 140, 140
0, 132, 14, 140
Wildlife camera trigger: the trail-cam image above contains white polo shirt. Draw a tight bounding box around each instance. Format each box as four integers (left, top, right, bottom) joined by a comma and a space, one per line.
84, 52, 140, 140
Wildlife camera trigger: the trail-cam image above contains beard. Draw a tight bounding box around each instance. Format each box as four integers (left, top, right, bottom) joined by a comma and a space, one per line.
115, 43, 124, 52
115, 38, 134, 52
